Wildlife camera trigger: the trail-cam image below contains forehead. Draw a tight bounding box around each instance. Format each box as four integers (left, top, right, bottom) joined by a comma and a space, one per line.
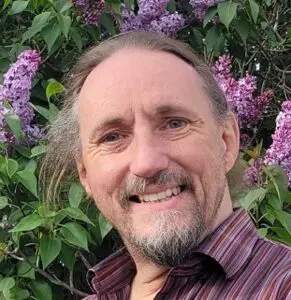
78, 48, 213, 128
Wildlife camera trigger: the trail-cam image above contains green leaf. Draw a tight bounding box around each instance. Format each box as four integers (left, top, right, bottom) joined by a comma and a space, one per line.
203, 7, 217, 28
100, 14, 117, 36
48, 102, 59, 122
5, 114, 23, 140
17, 260, 35, 279
249, 0, 259, 23
166, 0, 176, 13
24, 159, 37, 173
190, 28, 203, 50
30, 145, 48, 158
275, 210, 291, 235
15, 169, 38, 198
10, 0, 29, 14
11, 145, 31, 158
41, 23, 61, 53
59, 222, 88, 251
0, 196, 8, 210
270, 227, 291, 245
61, 207, 94, 226
205, 26, 225, 54
46, 81, 65, 101
68, 182, 84, 208
232, 19, 249, 43
9, 214, 44, 232
58, 242, 76, 270
69, 27, 82, 51
217, 2, 238, 30
57, 14, 71, 39
32, 104, 50, 121
0, 277, 15, 292
239, 188, 266, 210
40, 236, 61, 269
6, 159, 18, 178
31, 281, 52, 300
258, 228, 268, 238
265, 165, 289, 204
5, 286, 30, 300
2, 0, 12, 11
99, 214, 112, 240
22, 12, 51, 42
54, 0, 72, 12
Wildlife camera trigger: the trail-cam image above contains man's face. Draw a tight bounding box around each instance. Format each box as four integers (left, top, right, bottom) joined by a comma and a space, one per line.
78, 48, 237, 266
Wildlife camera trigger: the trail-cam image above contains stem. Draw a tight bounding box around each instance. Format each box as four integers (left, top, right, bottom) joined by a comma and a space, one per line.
12, 246, 89, 298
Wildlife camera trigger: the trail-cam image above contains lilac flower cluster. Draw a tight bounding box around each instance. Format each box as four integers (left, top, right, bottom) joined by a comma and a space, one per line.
212, 55, 273, 129
264, 100, 291, 184
72, 0, 105, 25
189, 0, 222, 21
121, 0, 185, 37
0, 50, 42, 144
242, 159, 263, 187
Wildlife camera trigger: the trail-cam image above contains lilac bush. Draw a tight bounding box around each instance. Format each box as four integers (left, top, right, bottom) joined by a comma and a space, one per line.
265, 100, 291, 184
242, 159, 263, 188
72, 0, 105, 25
121, 0, 185, 37
212, 55, 273, 130
0, 49, 41, 144
189, 0, 222, 21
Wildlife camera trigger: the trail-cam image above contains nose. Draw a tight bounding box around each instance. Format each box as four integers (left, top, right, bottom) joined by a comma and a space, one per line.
129, 135, 169, 178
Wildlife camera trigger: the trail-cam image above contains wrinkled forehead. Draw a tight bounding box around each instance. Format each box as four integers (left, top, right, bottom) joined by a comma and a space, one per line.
78, 48, 213, 126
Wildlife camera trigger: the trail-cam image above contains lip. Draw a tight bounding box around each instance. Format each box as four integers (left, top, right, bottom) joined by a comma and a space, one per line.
133, 184, 180, 196
130, 190, 186, 213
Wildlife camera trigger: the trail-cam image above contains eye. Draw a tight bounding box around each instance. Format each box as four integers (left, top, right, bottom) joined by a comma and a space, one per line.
167, 119, 187, 129
102, 132, 122, 143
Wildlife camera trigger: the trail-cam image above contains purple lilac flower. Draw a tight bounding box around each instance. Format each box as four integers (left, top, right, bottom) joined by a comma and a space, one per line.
0, 49, 41, 144
138, 0, 169, 21
212, 55, 273, 129
264, 100, 291, 184
243, 159, 263, 188
189, 0, 222, 22
72, 0, 105, 25
150, 12, 185, 37
121, 0, 185, 37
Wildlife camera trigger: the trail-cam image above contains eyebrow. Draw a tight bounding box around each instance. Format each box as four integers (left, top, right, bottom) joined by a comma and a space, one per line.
89, 117, 125, 141
89, 104, 202, 140
154, 104, 202, 121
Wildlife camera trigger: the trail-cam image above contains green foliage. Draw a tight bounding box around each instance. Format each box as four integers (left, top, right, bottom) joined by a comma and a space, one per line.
0, 0, 290, 298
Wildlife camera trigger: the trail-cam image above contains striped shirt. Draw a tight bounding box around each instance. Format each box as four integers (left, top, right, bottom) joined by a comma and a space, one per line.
84, 209, 291, 299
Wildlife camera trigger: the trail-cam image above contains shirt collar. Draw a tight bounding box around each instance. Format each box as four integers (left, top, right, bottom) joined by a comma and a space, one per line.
88, 208, 259, 294
196, 208, 259, 279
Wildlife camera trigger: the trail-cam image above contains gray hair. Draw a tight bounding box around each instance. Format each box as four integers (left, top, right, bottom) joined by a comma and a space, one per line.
41, 31, 229, 203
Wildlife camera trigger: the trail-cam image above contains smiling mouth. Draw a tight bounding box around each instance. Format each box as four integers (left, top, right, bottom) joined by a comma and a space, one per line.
129, 185, 186, 203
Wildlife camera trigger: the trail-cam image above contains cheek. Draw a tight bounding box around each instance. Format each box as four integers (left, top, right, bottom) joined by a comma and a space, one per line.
85, 154, 127, 198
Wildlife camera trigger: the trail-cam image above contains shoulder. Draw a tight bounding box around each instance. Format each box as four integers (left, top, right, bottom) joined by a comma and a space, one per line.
253, 237, 291, 298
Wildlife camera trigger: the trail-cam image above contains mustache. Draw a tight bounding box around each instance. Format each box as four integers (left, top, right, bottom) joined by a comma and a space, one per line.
119, 169, 193, 208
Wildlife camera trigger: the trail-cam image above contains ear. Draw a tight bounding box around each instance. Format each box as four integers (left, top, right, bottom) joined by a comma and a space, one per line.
76, 160, 92, 197
221, 112, 240, 173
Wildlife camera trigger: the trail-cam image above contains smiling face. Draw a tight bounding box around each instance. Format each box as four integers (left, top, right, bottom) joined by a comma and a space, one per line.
77, 48, 239, 266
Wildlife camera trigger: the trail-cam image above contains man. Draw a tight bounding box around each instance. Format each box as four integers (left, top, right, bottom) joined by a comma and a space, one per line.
44, 31, 290, 299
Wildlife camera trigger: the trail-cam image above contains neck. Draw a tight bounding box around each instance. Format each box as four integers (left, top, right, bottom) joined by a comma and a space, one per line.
129, 254, 169, 299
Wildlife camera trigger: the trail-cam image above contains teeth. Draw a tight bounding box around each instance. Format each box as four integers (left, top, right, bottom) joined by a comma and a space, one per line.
173, 187, 178, 196
138, 186, 182, 203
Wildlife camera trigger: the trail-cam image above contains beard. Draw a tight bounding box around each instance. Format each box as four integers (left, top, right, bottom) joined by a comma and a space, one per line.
114, 167, 226, 267
125, 206, 206, 267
